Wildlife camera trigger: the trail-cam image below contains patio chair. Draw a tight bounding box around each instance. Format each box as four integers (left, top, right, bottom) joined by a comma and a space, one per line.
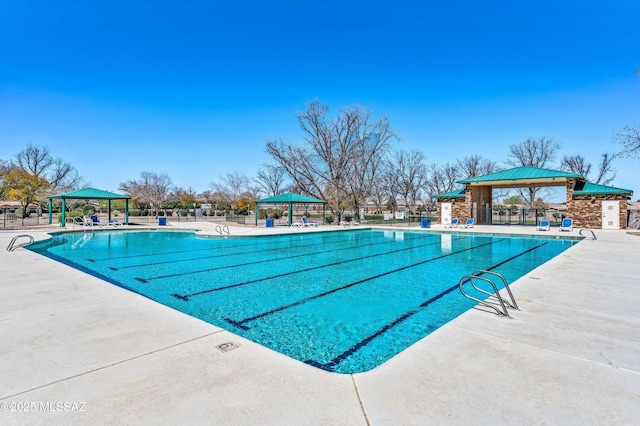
537, 220, 550, 231
559, 218, 573, 232
461, 218, 475, 228
444, 218, 459, 228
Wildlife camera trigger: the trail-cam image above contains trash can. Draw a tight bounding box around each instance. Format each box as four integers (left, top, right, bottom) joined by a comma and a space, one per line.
421, 218, 430, 228
266, 218, 274, 228
158, 217, 167, 226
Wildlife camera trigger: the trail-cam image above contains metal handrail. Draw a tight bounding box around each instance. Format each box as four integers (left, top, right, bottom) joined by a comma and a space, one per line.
472, 270, 519, 310
579, 229, 597, 240
7, 234, 35, 251
214, 225, 230, 235
459, 274, 511, 317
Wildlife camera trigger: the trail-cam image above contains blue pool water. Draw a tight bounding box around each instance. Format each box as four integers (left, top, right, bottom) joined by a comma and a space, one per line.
30, 229, 579, 373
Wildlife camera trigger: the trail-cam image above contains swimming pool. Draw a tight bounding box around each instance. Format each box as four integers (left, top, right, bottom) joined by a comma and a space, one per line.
30, 229, 579, 373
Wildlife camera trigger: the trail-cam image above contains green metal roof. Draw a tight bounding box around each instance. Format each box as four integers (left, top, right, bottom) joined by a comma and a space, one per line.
457, 166, 585, 184
48, 187, 130, 199
433, 188, 466, 199
255, 192, 327, 204
573, 181, 633, 196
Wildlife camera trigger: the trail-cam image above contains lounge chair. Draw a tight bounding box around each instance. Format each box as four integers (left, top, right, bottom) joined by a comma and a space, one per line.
90, 215, 122, 228
301, 217, 318, 227
537, 220, 550, 231
444, 218, 459, 228
461, 218, 475, 228
559, 218, 573, 232
72, 216, 93, 229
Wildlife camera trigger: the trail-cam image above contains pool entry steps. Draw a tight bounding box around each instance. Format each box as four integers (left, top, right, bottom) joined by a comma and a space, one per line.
6, 234, 34, 252
458, 270, 519, 317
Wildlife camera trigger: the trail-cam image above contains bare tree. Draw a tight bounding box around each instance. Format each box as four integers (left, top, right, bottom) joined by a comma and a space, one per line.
593, 153, 616, 185
211, 171, 250, 209
13, 145, 53, 178
561, 153, 616, 185
265, 100, 398, 220
254, 165, 287, 198
12, 144, 84, 192
8, 144, 83, 212
119, 171, 173, 217
505, 137, 561, 168
561, 154, 591, 177
170, 187, 197, 206
457, 155, 498, 180
48, 158, 84, 193
616, 124, 640, 159
426, 163, 459, 196
505, 137, 562, 208
386, 150, 428, 212
368, 175, 390, 213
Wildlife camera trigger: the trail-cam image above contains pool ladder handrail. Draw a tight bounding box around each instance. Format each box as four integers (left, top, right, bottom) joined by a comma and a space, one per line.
214, 225, 230, 235
458, 270, 519, 317
578, 229, 597, 240
6, 234, 35, 251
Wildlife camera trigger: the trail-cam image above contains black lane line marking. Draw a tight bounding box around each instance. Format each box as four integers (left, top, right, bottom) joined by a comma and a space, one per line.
171, 235, 461, 301
108, 232, 389, 271
90, 229, 375, 263
134, 232, 432, 283
224, 238, 505, 330
305, 241, 550, 372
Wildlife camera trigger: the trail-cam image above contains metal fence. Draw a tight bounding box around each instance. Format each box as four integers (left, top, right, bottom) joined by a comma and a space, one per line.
628, 210, 640, 229
1, 211, 52, 230
491, 208, 565, 227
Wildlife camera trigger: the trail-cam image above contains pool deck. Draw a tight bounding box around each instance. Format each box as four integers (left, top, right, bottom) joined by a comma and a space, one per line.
1, 222, 639, 424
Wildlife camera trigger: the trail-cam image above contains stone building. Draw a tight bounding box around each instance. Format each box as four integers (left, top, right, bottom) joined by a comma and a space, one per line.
434, 166, 634, 230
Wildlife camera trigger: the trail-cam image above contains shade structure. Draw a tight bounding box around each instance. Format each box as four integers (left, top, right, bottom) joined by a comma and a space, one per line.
47, 187, 131, 227
254, 192, 327, 227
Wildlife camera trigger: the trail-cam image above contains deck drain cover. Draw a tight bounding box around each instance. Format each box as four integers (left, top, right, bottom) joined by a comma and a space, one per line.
529, 276, 541, 280
216, 342, 240, 352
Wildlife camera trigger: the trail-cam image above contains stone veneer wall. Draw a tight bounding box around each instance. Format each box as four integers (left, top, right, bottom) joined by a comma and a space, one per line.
435, 197, 472, 224
566, 178, 628, 229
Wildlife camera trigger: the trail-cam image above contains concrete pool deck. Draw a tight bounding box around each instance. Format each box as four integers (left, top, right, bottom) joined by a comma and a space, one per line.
1, 223, 639, 424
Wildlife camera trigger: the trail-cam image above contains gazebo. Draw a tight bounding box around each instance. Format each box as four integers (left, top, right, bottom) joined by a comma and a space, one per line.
47, 187, 131, 227
254, 192, 327, 227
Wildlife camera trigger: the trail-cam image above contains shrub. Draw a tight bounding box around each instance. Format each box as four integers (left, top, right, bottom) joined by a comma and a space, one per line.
82, 204, 95, 216
271, 209, 283, 219
258, 209, 267, 219
129, 209, 142, 216
326, 214, 334, 224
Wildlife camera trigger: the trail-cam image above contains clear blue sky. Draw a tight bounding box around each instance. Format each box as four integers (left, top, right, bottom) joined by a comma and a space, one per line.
2, 1, 639, 200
